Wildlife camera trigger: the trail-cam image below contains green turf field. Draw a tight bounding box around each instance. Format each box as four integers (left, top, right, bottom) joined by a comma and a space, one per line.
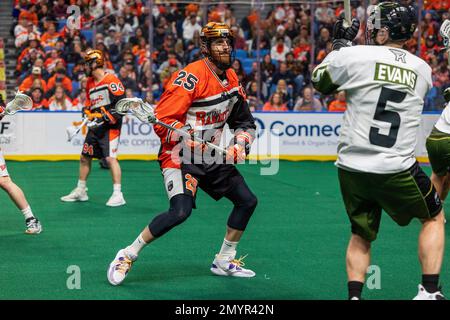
0, 160, 448, 300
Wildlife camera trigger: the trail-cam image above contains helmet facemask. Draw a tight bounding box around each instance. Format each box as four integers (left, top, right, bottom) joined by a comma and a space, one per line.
365, 2, 416, 46
206, 37, 235, 71
200, 23, 236, 71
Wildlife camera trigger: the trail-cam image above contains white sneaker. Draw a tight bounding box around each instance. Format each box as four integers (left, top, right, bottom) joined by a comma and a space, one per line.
60, 188, 88, 202
106, 192, 126, 207
25, 217, 42, 235
107, 249, 137, 286
210, 253, 255, 278
413, 284, 445, 300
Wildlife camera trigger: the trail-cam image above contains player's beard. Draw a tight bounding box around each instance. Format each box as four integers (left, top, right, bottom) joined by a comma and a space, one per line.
210, 47, 233, 70
85, 65, 92, 77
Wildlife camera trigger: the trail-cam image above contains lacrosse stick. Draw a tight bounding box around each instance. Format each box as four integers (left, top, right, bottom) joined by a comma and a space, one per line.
3, 92, 33, 115
115, 97, 227, 156
343, 0, 352, 28
66, 118, 89, 142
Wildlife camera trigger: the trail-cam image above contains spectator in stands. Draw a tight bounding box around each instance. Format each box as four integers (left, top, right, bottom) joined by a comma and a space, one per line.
271, 25, 292, 50
123, 6, 139, 31
421, 34, 440, 64
263, 92, 288, 112
18, 3, 38, 26
328, 91, 347, 112
41, 23, 61, 49
182, 14, 202, 45
250, 28, 271, 51
48, 85, 74, 111
292, 29, 311, 63
119, 66, 138, 93
36, 2, 56, 31
114, 15, 134, 43
275, 79, 294, 110
47, 67, 73, 95
314, 2, 336, 32
81, 6, 95, 29
44, 49, 66, 75
19, 66, 47, 93
271, 61, 295, 91
16, 22, 40, 49
231, 25, 247, 50
129, 27, 146, 47
89, 0, 104, 19
231, 59, 247, 85
316, 27, 331, 60
261, 54, 276, 81
105, 0, 125, 16
246, 80, 265, 111
285, 18, 299, 40
53, 0, 69, 20
30, 87, 48, 110
246, 61, 264, 84
157, 52, 182, 75
285, 52, 296, 72
17, 46, 45, 76
124, 59, 138, 81
271, 36, 290, 62
14, 17, 30, 48
72, 87, 87, 111
294, 87, 324, 112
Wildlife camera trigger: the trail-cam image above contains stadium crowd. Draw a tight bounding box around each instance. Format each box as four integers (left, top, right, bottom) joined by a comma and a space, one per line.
8, 0, 450, 112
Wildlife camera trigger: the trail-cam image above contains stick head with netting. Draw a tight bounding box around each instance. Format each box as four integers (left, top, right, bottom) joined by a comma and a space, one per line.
115, 97, 156, 123
4, 92, 33, 115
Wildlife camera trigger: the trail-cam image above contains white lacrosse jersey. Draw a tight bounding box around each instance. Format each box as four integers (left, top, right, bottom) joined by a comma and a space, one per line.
312, 45, 432, 173
435, 102, 450, 134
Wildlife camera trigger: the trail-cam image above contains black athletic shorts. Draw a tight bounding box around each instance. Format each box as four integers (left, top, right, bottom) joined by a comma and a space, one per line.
81, 128, 121, 159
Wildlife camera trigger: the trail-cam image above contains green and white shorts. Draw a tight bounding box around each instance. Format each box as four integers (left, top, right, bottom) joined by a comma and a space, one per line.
426, 126, 450, 176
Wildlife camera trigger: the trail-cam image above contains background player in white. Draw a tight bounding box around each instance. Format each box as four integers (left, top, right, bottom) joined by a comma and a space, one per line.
313, 2, 445, 300
426, 20, 450, 211
0, 95, 42, 234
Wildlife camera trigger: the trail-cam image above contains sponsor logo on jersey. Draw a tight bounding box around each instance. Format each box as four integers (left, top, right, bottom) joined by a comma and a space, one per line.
0, 164, 6, 171
195, 109, 230, 126
374, 62, 417, 90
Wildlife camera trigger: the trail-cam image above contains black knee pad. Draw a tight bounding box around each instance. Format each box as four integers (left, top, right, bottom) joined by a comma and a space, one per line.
148, 194, 194, 238
227, 193, 258, 231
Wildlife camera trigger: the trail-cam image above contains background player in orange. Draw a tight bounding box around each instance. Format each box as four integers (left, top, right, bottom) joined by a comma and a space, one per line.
0, 95, 42, 234
61, 50, 126, 207
107, 22, 258, 285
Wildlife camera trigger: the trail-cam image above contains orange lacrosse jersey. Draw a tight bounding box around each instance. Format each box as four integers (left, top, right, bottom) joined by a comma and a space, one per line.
154, 58, 255, 169
85, 73, 125, 130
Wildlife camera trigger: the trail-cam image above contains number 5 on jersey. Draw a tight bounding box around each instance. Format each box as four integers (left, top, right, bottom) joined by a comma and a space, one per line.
173, 71, 199, 91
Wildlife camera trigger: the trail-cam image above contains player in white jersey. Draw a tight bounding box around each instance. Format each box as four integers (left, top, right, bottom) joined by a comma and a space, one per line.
426, 20, 450, 207
0, 97, 42, 234
313, 2, 445, 300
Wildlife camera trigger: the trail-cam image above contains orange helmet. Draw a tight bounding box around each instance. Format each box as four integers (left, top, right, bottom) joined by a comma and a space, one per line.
200, 22, 235, 70
200, 22, 234, 43
84, 49, 105, 68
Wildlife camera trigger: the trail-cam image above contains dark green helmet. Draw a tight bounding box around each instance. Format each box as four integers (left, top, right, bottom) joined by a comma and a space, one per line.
366, 2, 417, 45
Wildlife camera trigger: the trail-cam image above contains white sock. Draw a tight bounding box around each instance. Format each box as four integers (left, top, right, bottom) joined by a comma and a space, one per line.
125, 234, 147, 258
113, 184, 121, 193
218, 238, 238, 259
21, 206, 34, 220
77, 180, 87, 190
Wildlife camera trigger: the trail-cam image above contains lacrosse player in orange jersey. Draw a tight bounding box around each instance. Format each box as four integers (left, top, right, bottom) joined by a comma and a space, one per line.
61, 49, 127, 207
107, 22, 259, 285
